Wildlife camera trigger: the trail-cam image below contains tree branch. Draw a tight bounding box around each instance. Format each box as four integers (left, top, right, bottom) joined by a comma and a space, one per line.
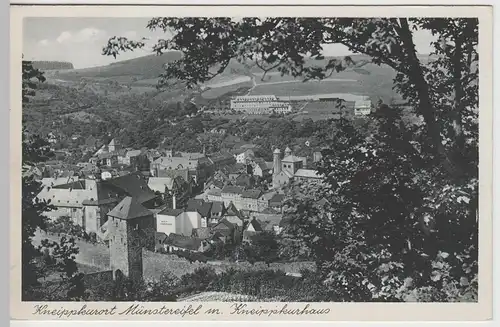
397, 18, 461, 178
451, 29, 465, 150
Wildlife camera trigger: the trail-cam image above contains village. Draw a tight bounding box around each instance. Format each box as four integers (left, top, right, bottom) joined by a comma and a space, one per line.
28, 129, 329, 281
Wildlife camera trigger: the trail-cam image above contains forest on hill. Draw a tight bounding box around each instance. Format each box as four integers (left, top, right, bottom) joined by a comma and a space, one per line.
32, 61, 74, 70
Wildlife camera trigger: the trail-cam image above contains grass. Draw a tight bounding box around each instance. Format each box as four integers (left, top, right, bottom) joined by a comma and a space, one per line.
179, 291, 263, 302
249, 80, 365, 97
201, 81, 253, 99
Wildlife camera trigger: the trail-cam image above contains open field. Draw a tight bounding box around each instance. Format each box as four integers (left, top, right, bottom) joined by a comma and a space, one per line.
201, 81, 253, 99
249, 80, 365, 97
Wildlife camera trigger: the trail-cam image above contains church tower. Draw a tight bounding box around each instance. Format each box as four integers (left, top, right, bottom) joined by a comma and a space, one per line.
273, 148, 282, 176
107, 196, 155, 282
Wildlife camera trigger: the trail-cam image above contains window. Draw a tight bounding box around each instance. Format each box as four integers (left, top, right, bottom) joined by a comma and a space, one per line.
121, 237, 123, 244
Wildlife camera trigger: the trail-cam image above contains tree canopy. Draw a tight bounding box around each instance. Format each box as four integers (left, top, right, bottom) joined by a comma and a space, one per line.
22, 60, 85, 301
103, 17, 479, 302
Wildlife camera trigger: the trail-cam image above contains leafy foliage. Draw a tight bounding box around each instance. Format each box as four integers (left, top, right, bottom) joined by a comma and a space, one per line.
104, 17, 478, 302
243, 231, 280, 265
22, 60, 84, 301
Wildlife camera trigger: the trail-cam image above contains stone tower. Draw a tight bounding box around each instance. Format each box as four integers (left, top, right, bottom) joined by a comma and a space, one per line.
107, 196, 155, 282
273, 148, 282, 176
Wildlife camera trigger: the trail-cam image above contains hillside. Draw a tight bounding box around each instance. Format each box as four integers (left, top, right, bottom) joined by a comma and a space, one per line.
32, 61, 74, 70
24, 51, 425, 149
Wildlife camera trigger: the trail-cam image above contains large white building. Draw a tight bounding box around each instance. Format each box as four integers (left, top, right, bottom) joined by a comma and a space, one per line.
156, 208, 205, 237
354, 99, 372, 116
230, 95, 292, 115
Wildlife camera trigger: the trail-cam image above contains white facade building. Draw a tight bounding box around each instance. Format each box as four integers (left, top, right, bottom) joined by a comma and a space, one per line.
354, 100, 372, 116
156, 209, 204, 237
230, 95, 291, 115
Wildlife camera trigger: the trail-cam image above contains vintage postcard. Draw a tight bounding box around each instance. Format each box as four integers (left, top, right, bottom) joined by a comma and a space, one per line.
10, 4, 493, 321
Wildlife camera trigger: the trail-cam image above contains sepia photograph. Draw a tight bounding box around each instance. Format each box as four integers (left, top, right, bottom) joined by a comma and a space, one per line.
10, 4, 493, 321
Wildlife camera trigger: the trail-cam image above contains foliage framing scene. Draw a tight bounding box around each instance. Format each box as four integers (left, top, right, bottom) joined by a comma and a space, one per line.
22, 17, 478, 303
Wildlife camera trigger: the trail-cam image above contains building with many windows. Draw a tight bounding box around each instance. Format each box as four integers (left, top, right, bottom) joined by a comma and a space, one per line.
230, 95, 292, 115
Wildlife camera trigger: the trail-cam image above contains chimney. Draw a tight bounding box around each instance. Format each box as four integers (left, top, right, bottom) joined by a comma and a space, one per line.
172, 194, 177, 210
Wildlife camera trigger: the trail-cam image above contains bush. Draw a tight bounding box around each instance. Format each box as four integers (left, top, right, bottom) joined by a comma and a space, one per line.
177, 267, 219, 296
46, 216, 87, 240
171, 249, 208, 263
207, 268, 332, 301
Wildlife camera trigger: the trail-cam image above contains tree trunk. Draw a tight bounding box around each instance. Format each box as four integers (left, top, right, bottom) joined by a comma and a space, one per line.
397, 18, 461, 178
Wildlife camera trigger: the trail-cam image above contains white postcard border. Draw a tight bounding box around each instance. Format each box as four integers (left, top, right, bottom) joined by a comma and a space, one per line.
9, 4, 494, 322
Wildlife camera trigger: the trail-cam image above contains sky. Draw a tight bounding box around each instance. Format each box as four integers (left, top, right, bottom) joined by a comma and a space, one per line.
23, 17, 437, 69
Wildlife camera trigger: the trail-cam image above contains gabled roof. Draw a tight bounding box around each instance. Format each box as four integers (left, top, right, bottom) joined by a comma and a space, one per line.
155, 232, 168, 244
210, 201, 224, 215
235, 173, 252, 182
126, 149, 143, 158
212, 229, 231, 238
212, 180, 225, 189
225, 215, 244, 226
213, 219, 235, 231
148, 177, 174, 193
354, 100, 372, 108
222, 163, 246, 175
157, 169, 189, 182
116, 149, 127, 156
282, 155, 303, 163
225, 202, 243, 218
294, 169, 323, 179
52, 180, 86, 190
221, 185, 244, 195
107, 196, 153, 220
179, 152, 205, 160
98, 152, 117, 160
207, 189, 222, 196
245, 218, 263, 232
165, 233, 203, 251
208, 151, 235, 164
158, 208, 184, 217
270, 193, 286, 204
278, 170, 294, 178
187, 198, 204, 208
105, 172, 156, 204
241, 189, 262, 199
260, 191, 277, 202
186, 199, 213, 218
252, 158, 269, 171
